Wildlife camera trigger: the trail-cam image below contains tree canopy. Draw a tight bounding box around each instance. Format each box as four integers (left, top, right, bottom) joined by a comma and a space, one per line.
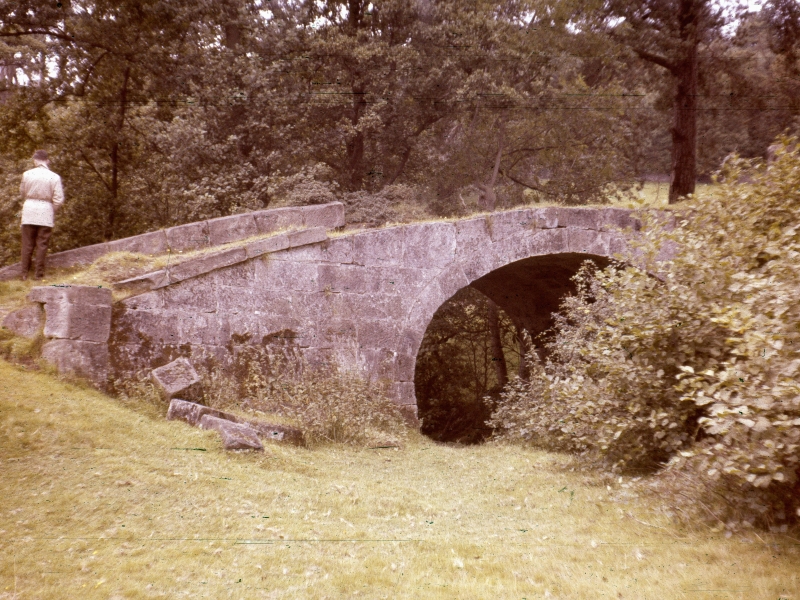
0, 0, 797, 262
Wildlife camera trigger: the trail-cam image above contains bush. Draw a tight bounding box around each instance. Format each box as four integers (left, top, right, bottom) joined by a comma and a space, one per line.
490, 138, 800, 529
198, 345, 409, 447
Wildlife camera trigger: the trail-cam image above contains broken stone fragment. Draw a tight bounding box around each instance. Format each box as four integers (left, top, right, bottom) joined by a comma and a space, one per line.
246, 421, 306, 446
166, 398, 306, 446
166, 398, 239, 427
199, 414, 263, 451
1, 304, 44, 338
151, 357, 201, 401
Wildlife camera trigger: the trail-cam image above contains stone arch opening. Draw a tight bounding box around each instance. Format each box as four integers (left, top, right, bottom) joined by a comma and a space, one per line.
414, 252, 611, 444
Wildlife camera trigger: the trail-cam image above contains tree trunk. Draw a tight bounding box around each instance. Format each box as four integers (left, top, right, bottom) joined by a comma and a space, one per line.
478, 120, 504, 211
488, 299, 508, 389
515, 321, 531, 381
347, 82, 366, 190
669, 1, 699, 204
107, 66, 131, 240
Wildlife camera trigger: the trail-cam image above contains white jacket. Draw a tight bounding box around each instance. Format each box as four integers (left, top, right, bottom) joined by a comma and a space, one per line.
20, 165, 65, 228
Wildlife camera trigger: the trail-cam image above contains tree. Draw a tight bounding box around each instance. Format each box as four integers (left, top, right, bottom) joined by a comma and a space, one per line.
592, 0, 726, 203
0, 0, 249, 246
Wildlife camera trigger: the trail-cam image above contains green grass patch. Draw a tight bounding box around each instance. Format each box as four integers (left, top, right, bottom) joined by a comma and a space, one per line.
1, 359, 798, 598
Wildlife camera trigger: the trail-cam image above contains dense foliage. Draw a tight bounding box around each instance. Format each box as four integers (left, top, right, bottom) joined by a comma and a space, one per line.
1, 1, 798, 265
490, 140, 800, 528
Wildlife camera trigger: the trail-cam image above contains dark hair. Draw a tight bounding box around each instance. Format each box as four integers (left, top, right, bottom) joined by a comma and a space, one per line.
32, 150, 49, 161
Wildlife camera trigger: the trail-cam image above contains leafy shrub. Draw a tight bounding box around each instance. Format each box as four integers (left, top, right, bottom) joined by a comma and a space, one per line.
490, 138, 800, 528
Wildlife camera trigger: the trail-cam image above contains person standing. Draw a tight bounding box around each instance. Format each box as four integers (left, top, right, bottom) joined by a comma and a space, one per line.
19, 150, 64, 280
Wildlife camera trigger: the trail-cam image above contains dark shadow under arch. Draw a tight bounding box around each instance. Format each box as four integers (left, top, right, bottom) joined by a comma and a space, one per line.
414, 252, 611, 444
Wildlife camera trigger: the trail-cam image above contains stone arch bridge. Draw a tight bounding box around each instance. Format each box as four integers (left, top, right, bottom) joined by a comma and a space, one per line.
4, 203, 651, 420
111, 204, 646, 419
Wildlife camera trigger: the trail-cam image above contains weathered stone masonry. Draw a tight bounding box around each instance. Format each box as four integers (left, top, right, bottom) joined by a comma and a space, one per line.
108, 206, 643, 418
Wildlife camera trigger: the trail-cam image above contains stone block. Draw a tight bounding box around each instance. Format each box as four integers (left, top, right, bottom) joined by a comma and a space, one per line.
29, 285, 112, 306
246, 233, 290, 259
41, 339, 108, 384
331, 292, 401, 321
120, 291, 163, 311
47, 242, 109, 268
402, 222, 457, 269
216, 285, 259, 313
228, 313, 259, 339
596, 208, 640, 232
461, 248, 498, 283
352, 228, 404, 267
567, 228, 611, 256
167, 247, 246, 283
322, 237, 354, 263
113, 309, 182, 346
253, 207, 304, 234
168, 399, 305, 446
398, 404, 419, 426
287, 227, 328, 248
318, 264, 367, 293
166, 220, 210, 251
358, 347, 396, 379
151, 357, 201, 400
357, 319, 397, 349
528, 207, 563, 229
256, 260, 319, 292
319, 319, 357, 346
396, 328, 424, 359
0, 263, 22, 281
455, 218, 492, 256
167, 398, 238, 426
207, 213, 259, 246
107, 230, 169, 255
391, 381, 416, 404
302, 202, 346, 229
560, 208, 602, 230
395, 352, 416, 381
487, 210, 540, 242
114, 270, 169, 294
214, 261, 257, 287
159, 278, 218, 312
179, 313, 230, 346
200, 414, 263, 451
1, 304, 44, 338
43, 301, 112, 342
436, 265, 470, 302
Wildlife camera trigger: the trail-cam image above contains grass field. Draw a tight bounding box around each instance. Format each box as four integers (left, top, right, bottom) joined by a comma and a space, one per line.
1, 360, 798, 599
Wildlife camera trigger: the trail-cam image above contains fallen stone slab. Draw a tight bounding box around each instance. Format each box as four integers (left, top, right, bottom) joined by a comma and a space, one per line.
166, 399, 306, 446
167, 398, 240, 427
151, 357, 202, 401
199, 414, 263, 451
1, 304, 44, 338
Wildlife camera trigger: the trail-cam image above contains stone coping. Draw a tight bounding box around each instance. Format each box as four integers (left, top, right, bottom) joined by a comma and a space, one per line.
114, 227, 329, 295
0, 202, 345, 281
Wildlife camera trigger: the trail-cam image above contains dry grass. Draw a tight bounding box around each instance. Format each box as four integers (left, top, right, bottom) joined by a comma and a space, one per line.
1, 359, 798, 599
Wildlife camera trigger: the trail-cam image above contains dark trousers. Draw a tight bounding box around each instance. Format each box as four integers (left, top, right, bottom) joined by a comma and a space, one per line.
20, 224, 53, 279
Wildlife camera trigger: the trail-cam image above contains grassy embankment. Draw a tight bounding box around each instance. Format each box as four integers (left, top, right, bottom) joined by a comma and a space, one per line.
1, 360, 798, 599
